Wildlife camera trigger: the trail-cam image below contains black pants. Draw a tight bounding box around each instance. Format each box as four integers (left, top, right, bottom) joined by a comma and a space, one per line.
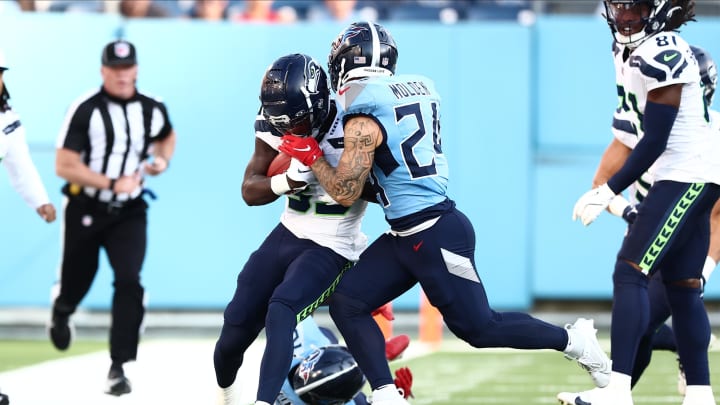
54, 196, 148, 364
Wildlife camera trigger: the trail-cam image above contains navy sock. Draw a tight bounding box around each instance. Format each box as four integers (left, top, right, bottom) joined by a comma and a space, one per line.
257, 302, 297, 403
331, 292, 393, 389
611, 261, 649, 375
666, 283, 711, 385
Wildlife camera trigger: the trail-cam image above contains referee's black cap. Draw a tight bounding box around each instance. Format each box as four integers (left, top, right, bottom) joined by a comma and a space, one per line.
102, 40, 137, 67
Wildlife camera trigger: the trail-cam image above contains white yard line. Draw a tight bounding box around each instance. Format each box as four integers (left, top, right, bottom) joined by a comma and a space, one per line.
0, 339, 261, 405
0, 337, 435, 405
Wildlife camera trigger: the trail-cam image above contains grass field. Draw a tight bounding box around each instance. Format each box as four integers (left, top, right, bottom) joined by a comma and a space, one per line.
0, 339, 106, 371
389, 345, 717, 404
2, 337, 719, 404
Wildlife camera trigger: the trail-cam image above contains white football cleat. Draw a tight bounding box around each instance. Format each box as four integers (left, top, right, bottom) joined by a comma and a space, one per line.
557, 386, 633, 405
557, 388, 596, 405
369, 385, 411, 405
564, 318, 612, 388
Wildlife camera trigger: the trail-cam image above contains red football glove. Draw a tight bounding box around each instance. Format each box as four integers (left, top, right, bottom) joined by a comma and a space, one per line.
385, 334, 410, 361
278, 134, 323, 167
372, 303, 394, 321
394, 367, 414, 399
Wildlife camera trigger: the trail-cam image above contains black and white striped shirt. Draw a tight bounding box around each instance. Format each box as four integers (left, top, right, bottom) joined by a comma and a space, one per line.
56, 86, 172, 203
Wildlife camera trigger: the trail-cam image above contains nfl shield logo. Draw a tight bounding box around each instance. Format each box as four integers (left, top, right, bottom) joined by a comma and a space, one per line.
114, 42, 131, 59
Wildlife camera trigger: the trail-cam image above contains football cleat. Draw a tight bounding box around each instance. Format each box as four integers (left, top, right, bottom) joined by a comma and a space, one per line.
0, 389, 9, 405
557, 386, 633, 405
564, 318, 612, 388
105, 368, 132, 396
48, 312, 74, 351
385, 334, 410, 361
368, 385, 411, 405
557, 388, 594, 405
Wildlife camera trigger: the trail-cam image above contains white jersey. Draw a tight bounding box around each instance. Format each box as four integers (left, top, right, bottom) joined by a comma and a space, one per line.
627, 107, 720, 204
611, 32, 720, 186
0, 107, 50, 209
255, 101, 368, 261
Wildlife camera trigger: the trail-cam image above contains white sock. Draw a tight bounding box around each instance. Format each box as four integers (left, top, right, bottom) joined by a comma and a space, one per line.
219, 385, 238, 405
254, 402, 272, 405
608, 371, 631, 391
684, 385, 716, 404
563, 328, 584, 358
372, 384, 402, 402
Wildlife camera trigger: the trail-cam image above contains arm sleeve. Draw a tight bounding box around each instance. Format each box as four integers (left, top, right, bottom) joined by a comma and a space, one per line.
2, 126, 51, 209
607, 101, 678, 194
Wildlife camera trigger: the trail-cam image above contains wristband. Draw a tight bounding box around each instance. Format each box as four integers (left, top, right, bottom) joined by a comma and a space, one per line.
608, 195, 631, 217
702, 256, 717, 282
270, 174, 292, 196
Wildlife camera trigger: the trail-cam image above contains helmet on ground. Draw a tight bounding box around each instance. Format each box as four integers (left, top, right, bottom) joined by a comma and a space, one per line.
291, 345, 366, 405
602, 0, 677, 48
260, 53, 330, 137
691, 45, 717, 106
328, 21, 398, 92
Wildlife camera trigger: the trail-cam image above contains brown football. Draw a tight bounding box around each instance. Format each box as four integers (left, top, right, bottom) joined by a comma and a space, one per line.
267, 152, 292, 177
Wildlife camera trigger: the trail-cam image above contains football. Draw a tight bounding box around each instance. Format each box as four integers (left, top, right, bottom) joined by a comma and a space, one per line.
267, 152, 292, 177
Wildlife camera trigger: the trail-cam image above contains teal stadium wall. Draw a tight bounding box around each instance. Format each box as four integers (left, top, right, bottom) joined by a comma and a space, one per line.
0, 13, 719, 310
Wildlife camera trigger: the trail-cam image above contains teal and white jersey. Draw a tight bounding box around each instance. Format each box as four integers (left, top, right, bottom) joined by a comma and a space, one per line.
337, 74, 448, 221
0, 107, 50, 209
611, 32, 720, 185
256, 100, 368, 261
628, 108, 720, 204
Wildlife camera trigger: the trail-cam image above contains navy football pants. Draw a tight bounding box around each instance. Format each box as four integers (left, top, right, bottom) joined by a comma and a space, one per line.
611, 181, 720, 385
330, 206, 569, 389
214, 223, 350, 402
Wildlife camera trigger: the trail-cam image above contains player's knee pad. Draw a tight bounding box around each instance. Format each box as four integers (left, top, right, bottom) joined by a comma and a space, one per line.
613, 260, 648, 287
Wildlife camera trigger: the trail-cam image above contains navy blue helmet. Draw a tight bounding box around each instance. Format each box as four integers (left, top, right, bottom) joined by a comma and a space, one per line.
691, 45, 717, 107
602, 0, 676, 49
260, 53, 330, 137
291, 346, 366, 405
328, 22, 398, 92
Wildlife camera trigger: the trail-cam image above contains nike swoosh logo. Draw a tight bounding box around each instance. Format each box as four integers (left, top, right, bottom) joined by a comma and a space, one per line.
413, 241, 423, 251
294, 146, 311, 152
338, 86, 349, 95
575, 397, 591, 405
297, 169, 312, 173
664, 53, 678, 62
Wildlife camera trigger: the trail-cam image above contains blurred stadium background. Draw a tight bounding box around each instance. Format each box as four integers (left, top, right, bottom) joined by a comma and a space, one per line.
1, 0, 720, 357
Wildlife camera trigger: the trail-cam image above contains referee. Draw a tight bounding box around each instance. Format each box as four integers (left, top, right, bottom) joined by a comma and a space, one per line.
50, 39, 176, 397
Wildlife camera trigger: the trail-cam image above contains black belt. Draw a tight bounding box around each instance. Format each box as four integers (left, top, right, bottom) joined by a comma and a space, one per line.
91, 199, 138, 215
71, 193, 142, 215
63, 184, 145, 215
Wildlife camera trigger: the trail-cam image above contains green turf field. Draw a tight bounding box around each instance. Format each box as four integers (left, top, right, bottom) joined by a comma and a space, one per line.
1, 338, 718, 403
0, 339, 106, 372
386, 346, 720, 404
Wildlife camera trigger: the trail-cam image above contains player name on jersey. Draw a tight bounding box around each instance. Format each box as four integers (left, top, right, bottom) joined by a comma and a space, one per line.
388, 81, 431, 99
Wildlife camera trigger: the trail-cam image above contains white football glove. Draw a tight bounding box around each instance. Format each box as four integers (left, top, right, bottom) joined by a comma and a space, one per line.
286, 158, 316, 184
572, 183, 616, 226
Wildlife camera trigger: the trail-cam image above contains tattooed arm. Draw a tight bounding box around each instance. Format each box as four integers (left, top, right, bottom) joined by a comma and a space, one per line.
312, 116, 382, 207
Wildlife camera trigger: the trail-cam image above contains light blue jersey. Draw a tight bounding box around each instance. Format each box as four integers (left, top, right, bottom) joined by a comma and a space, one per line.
337, 74, 449, 223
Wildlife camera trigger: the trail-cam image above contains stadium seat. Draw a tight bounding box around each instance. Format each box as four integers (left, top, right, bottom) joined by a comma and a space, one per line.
465, 1, 531, 21
46, 0, 104, 13
385, 3, 463, 23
